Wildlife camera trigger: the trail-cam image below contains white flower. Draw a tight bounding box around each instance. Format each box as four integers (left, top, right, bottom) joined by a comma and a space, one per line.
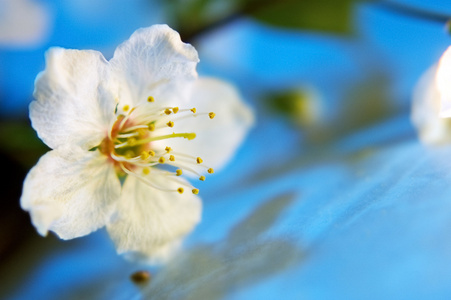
411, 63, 451, 145
21, 25, 254, 264
437, 46, 451, 119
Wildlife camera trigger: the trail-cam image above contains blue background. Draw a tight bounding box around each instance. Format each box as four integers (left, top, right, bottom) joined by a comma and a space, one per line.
2, 0, 451, 299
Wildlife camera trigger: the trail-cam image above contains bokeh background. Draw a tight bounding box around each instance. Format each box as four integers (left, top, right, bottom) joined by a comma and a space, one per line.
2, 0, 451, 299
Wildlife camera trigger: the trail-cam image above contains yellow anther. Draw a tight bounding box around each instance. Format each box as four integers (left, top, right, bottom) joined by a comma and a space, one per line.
167, 121, 174, 127
196, 157, 203, 164
137, 128, 147, 136
149, 150, 155, 157
123, 105, 130, 112
192, 189, 199, 195
159, 157, 165, 164
199, 176, 206, 181
165, 146, 172, 153
169, 155, 175, 161
164, 109, 172, 115
147, 96, 155, 102
142, 167, 150, 175
128, 138, 137, 146
190, 108, 196, 113
177, 187, 184, 194
125, 150, 135, 159
148, 123, 155, 131
172, 107, 179, 114
176, 169, 183, 176
209, 112, 216, 119
141, 151, 150, 160
208, 168, 214, 174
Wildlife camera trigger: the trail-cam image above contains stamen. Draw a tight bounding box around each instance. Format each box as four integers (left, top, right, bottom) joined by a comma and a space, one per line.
114, 141, 130, 149
124, 150, 135, 159
111, 152, 142, 163
166, 108, 217, 124
132, 161, 160, 168
166, 161, 203, 177
137, 128, 148, 136
170, 151, 197, 160
117, 132, 139, 138
119, 163, 176, 192
141, 151, 150, 160
105, 102, 214, 196
121, 124, 149, 133
127, 138, 137, 146
131, 132, 196, 146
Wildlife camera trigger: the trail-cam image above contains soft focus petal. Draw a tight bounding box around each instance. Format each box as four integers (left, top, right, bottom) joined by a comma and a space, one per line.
437, 46, 451, 118
412, 64, 451, 145
110, 24, 199, 108
21, 147, 121, 239
30, 47, 117, 150
155, 77, 255, 172
0, 0, 52, 48
106, 175, 202, 264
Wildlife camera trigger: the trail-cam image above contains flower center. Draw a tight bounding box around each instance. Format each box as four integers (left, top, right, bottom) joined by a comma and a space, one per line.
99, 96, 215, 195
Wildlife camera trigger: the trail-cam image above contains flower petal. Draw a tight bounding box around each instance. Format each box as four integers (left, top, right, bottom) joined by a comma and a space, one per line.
21, 147, 120, 239
437, 46, 451, 118
106, 175, 202, 264
110, 24, 199, 108
30, 47, 117, 150
154, 77, 255, 172
412, 64, 451, 145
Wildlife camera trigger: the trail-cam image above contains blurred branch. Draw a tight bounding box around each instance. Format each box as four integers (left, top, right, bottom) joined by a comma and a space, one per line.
176, 0, 275, 42
374, 0, 450, 24
175, 0, 451, 43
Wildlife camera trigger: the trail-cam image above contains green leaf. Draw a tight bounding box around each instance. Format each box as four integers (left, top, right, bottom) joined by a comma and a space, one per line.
0, 120, 49, 168
249, 0, 359, 34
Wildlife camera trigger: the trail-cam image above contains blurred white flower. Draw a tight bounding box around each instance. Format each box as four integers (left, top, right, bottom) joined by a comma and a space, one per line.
411, 63, 451, 145
0, 0, 52, 48
21, 25, 254, 264
437, 46, 451, 118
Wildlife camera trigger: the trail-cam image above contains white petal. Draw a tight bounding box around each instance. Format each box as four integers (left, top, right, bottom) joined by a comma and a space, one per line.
106, 175, 202, 264
437, 46, 451, 118
21, 147, 121, 239
412, 64, 451, 145
110, 24, 199, 108
31, 47, 117, 150
154, 77, 255, 172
